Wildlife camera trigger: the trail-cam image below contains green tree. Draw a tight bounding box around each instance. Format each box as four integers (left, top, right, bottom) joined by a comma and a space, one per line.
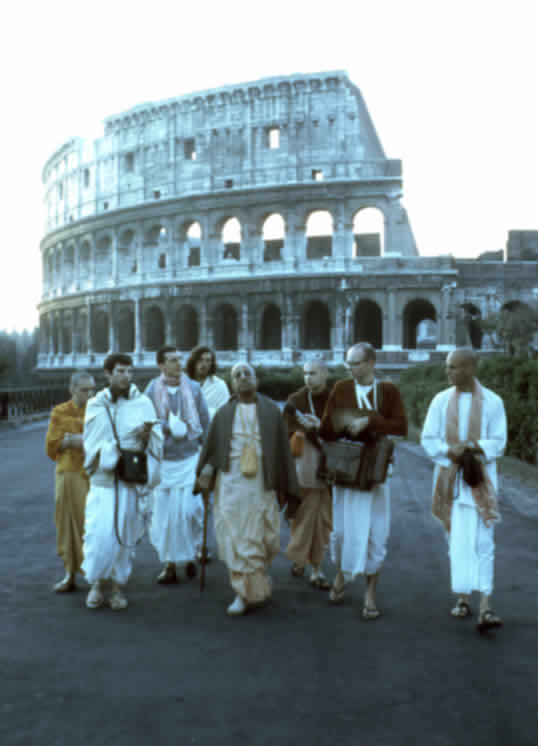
481, 305, 538, 356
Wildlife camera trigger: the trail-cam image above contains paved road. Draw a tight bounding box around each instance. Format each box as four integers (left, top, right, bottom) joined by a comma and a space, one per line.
2, 424, 537, 746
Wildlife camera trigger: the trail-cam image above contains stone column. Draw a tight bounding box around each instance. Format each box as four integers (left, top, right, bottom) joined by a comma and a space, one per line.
71, 310, 77, 359
57, 314, 64, 357
89, 240, 96, 289
334, 296, 346, 359
134, 297, 142, 359
111, 232, 119, 286
240, 298, 249, 361
165, 306, 174, 345
108, 302, 115, 352
383, 289, 401, 350
135, 238, 143, 281
86, 301, 93, 356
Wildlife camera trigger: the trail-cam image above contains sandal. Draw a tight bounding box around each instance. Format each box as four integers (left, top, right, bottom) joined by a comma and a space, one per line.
310, 576, 330, 590
451, 599, 472, 619
476, 610, 503, 634
361, 606, 381, 621
291, 563, 305, 578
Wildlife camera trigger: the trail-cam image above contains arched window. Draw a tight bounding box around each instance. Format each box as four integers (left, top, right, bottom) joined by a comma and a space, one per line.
214, 304, 238, 350
403, 300, 437, 349
354, 300, 383, 349
353, 208, 385, 257
222, 218, 241, 260
262, 214, 285, 262
303, 301, 331, 349
187, 222, 202, 267
260, 304, 282, 349
176, 306, 199, 350
95, 236, 111, 277
62, 316, 73, 354
92, 310, 109, 353
144, 306, 165, 351
306, 211, 333, 259
117, 306, 135, 352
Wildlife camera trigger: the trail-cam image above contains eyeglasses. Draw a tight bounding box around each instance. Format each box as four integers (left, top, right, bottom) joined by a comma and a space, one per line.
345, 360, 367, 368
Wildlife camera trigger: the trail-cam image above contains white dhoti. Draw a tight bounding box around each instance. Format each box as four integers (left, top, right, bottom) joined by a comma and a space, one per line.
82, 483, 145, 585
214, 458, 280, 603
448, 501, 495, 595
330, 483, 390, 581
149, 453, 202, 563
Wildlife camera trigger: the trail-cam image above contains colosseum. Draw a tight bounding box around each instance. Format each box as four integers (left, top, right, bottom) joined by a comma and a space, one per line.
38, 71, 538, 372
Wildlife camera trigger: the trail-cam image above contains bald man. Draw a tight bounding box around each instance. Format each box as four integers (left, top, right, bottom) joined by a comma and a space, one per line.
284, 359, 332, 589
196, 363, 299, 616
421, 347, 507, 633
45, 371, 96, 592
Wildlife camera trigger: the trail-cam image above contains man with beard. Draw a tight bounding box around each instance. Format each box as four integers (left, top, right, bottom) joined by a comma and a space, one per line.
145, 346, 210, 585
195, 363, 299, 616
284, 358, 332, 589
186, 345, 230, 420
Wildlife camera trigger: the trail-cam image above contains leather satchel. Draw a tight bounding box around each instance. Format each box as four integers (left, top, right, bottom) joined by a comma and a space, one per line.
317, 439, 365, 487
116, 449, 148, 485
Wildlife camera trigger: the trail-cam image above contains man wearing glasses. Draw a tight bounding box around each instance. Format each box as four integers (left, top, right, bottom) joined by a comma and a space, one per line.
320, 343, 407, 618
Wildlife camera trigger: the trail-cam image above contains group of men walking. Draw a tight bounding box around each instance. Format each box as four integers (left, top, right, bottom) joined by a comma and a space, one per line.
46, 342, 507, 632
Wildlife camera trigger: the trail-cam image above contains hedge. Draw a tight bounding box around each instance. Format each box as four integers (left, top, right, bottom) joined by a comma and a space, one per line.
399, 357, 538, 465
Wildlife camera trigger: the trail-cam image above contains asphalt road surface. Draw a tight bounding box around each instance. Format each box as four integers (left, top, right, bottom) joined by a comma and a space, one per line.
2, 423, 537, 746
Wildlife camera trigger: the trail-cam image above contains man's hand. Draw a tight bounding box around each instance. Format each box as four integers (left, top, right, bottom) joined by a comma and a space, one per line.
136, 422, 154, 448
298, 413, 320, 431
447, 442, 467, 463
60, 433, 83, 451
197, 464, 215, 493
347, 416, 369, 437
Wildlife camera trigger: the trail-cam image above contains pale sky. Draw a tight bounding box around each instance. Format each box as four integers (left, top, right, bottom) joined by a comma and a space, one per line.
1, 0, 536, 331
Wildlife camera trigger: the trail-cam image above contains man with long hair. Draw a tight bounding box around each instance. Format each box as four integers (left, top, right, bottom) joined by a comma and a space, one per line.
185, 345, 230, 420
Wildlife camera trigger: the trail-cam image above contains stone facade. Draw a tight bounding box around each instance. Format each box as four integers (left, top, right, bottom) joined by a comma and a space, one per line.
37, 72, 538, 371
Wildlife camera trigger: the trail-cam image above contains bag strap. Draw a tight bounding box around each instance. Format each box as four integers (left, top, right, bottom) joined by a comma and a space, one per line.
307, 390, 315, 416
103, 402, 136, 549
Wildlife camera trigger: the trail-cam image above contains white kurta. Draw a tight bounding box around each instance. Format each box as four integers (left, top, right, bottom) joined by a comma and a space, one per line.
213, 403, 280, 603
149, 453, 202, 563
330, 382, 391, 580
421, 384, 507, 595
201, 375, 230, 420
82, 387, 162, 585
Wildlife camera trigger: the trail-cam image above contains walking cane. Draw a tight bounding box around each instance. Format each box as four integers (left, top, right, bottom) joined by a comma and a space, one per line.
200, 488, 210, 593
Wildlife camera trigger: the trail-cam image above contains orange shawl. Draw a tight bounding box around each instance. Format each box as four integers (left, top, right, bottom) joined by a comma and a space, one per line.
432, 381, 500, 532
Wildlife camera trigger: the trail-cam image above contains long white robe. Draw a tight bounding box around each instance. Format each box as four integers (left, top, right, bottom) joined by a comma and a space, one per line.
213, 403, 280, 603
421, 383, 507, 594
201, 375, 230, 420
149, 453, 202, 563
82, 386, 163, 585
330, 382, 392, 580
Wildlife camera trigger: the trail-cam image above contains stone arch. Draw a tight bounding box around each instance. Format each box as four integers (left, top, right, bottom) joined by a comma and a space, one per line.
214, 303, 238, 350
117, 304, 135, 352
63, 243, 75, 287
144, 305, 165, 352
403, 299, 437, 349
354, 299, 383, 349
260, 304, 282, 349
40, 316, 50, 354
51, 315, 59, 355
74, 311, 87, 353
61, 313, 73, 354
461, 302, 482, 349
175, 220, 203, 268
118, 228, 137, 275
144, 223, 166, 246
92, 308, 109, 353
220, 217, 242, 261
176, 305, 199, 350
95, 234, 112, 278
305, 210, 334, 259
303, 300, 331, 349
262, 214, 285, 262
352, 207, 385, 257
80, 239, 92, 278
